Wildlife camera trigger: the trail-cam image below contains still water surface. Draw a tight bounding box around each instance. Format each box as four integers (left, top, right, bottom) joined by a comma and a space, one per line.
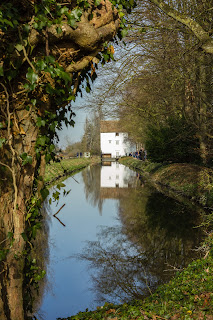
36, 163, 203, 320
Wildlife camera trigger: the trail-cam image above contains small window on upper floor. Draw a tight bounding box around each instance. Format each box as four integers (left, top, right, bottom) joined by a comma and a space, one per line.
115, 132, 119, 136
109, 140, 112, 143
116, 140, 119, 145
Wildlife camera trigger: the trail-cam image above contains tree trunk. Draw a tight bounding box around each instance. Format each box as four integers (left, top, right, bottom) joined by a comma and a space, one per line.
0, 108, 39, 320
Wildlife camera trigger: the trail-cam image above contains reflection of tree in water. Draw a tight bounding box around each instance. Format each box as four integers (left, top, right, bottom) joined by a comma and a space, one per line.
78, 226, 155, 304
0, 206, 50, 319
81, 165, 104, 214
78, 186, 204, 305
119, 187, 204, 279
30, 205, 50, 319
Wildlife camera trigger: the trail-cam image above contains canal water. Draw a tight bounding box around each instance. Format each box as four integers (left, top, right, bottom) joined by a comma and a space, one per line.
36, 163, 203, 320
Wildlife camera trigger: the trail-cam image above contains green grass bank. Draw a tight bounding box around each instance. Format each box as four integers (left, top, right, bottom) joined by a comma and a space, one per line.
119, 157, 213, 209
57, 158, 213, 320
44, 157, 101, 185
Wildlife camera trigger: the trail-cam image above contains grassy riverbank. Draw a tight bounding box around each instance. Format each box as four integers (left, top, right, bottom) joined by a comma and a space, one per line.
58, 158, 213, 320
119, 157, 213, 209
44, 157, 101, 185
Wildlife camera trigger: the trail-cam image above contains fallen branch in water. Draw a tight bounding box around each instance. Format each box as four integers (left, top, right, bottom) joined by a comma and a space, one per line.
54, 215, 66, 227
53, 203, 65, 216
53, 203, 66, 227
71, 175, 79, 184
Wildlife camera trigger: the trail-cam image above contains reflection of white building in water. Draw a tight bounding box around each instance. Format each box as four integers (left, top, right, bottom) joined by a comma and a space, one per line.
100, 163, 136, 199
100, 120, 135, 158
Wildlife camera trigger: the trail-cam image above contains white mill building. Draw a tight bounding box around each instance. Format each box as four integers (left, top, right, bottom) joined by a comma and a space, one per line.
100, 120, 135, 159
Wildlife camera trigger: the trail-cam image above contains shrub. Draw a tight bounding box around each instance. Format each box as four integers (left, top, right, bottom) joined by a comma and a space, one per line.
145, 117, 201, 164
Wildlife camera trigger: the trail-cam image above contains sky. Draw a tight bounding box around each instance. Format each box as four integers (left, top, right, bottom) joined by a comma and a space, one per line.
57, 96, 88, 149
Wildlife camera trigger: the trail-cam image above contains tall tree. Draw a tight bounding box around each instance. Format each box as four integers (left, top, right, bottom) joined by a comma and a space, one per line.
119, 0, 213, 164
148, 0, 213, 54
81, 111, 101, 154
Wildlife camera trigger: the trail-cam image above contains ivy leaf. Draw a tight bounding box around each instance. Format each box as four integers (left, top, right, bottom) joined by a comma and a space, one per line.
8, 232, 14, 239
0, 138, 6, 148
3, 19, 13, 28
49, 144, 55, 152
67, 95, 75, 101
26, 212, 32, 221
0, 65, 4, 76
45, 153, 52, 163
52, 190, 60, 201
26, 68, 38, 84
20, 152, 33, 166
37, 136, 47, 146
94, 0, 101, 6
68, 17, 77, 28
36, 117, 46, 127
45, 55, 55, 64
40, 187, 49, 200
31, 99, 37, 106
21, 232, 28, 241
57, 26, 62, 34
15, 43, 23, 52
56, 182, 65, 190
121, 28, 128, 38
60, 71, 72, 84
23, 23, 30, 33
36, 60, 47, 70
71, 8, 82, 20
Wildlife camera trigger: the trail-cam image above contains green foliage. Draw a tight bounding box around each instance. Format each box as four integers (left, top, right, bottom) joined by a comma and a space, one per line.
145, 117, 201, 164
20, 152, 33, 166
0, 248, 9, 261
0, 232, 14, 261
0, 138, 6, 148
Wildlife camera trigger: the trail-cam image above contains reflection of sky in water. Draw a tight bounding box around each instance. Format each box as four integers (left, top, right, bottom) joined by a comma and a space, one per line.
37, 170, 125, 320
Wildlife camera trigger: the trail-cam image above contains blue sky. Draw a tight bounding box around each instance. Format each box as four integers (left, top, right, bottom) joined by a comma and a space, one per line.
57, 98, 88, 148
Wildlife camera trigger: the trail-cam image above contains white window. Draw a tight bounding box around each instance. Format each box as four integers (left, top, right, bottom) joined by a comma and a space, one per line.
116, 175, 119, 180
116, 140, 119, 145
109, 140, 112, 143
